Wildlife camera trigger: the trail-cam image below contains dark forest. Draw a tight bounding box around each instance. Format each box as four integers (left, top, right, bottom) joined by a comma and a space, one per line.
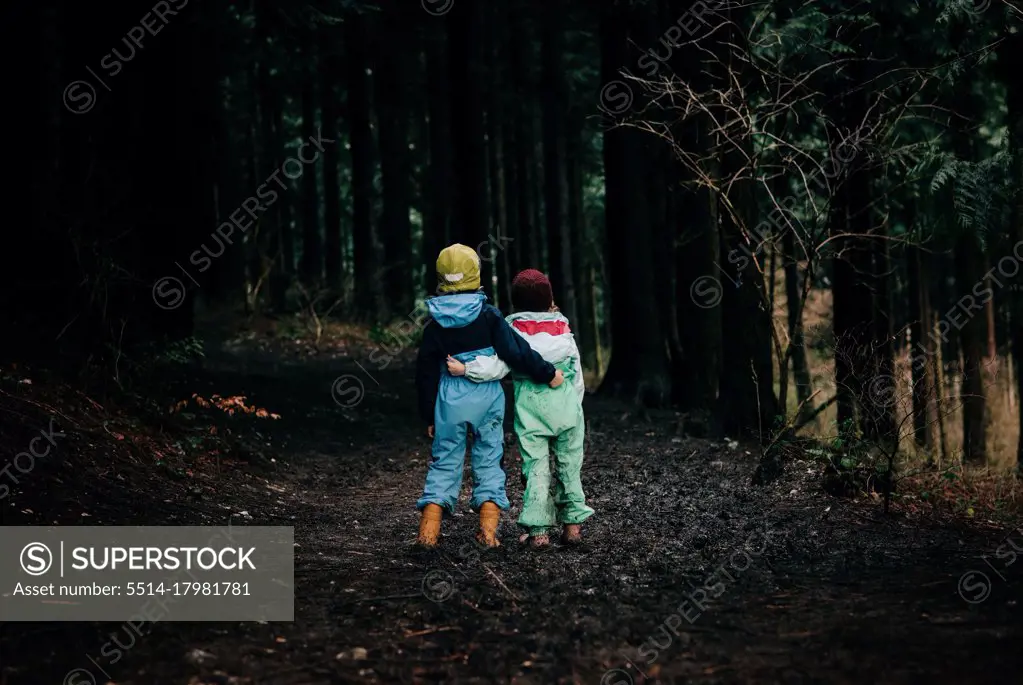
1, 1, 1022, 683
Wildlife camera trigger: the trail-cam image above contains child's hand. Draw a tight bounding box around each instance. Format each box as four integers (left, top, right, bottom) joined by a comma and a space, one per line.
549, 369, 564, 388
446, 355, 467, 376
427, 425, 435, 438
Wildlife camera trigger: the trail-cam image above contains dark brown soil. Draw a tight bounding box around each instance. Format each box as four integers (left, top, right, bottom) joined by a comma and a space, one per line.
1, 338, 1021, 685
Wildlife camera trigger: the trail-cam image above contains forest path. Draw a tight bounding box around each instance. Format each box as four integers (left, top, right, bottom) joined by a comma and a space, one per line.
3, 342, 1022, 685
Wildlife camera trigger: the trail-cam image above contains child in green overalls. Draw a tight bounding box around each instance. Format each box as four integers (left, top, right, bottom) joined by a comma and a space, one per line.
446, 269, 594, 548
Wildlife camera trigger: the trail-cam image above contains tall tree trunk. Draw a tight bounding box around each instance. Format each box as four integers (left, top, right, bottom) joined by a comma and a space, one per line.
984, 249, 997, 361
908, 243, 926, 449
717, 155, 779, 439
484, 116, 511, 307
525, 117, 544, 270
540, 0, 578, 325
345, 12, 383, 320
320, 29, 343, 295
599, 1, 671, 406
674, 181, 720, 413
823, 30, 879, 443
908, 241, 940, 454
831, 167, 879, 441
651, 138, 680, 384
485, 0, 511, 308
503, 98, 523, 281
447, 1, 490, 297
663, 0, 720, 415
713, 2, 778, 439
254, 0, 287, 312
411, 72, 430, 304
507, 4, 542, 275
209, 38, 245, 306
423, 22, 451, 292
923, 227, 952, 463
508, 4, 542, 276
592, 262, 606, 375
567, 114, 595, 371
783, 227, 813, 419
273, 100, 295, 297
866, 210, 895, 445
300, 35, 322, 287
534, 130, 548, 271
672, 135, 720, 411
255, 79, 282, 308
245, 72, 262, 313
950, 20, 987, 465
376, 7, 414, 315
766, 0, 810, 423
955, 232, 988, 464
935, 311, 950, 464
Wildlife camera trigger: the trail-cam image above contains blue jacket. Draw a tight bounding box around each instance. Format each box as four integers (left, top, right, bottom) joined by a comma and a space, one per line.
415, 292, 556, 423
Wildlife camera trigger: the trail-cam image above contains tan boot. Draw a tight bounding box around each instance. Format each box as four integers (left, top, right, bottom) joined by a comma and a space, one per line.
476, 501, 501, 548
417, 503, 443, 547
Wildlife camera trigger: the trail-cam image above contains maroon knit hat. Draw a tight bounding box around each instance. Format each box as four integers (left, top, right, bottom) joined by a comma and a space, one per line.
511, 269, 553, 312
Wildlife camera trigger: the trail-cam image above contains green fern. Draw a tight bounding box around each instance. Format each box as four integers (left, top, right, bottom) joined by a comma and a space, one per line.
929, 151, 1015, 249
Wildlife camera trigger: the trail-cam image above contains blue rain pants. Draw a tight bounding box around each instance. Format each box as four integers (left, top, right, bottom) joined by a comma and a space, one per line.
416, 347, 509, 513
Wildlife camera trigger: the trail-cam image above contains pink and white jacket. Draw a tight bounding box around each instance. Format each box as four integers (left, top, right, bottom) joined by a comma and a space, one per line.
463, 311, 585, 401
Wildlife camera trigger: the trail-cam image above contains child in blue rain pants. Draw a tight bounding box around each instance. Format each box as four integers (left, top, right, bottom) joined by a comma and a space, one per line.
415, 244, 564, 548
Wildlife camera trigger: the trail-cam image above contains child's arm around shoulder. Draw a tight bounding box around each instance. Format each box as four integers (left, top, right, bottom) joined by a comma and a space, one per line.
447, 354, 510, 382
484, 306, 560, 385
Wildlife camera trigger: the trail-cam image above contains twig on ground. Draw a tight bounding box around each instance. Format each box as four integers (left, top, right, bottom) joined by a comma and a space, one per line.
403, 626, 462, 638
482, 562, 520, 603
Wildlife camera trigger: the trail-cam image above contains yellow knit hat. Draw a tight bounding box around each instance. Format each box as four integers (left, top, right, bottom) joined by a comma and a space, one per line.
435, 244, 481, 293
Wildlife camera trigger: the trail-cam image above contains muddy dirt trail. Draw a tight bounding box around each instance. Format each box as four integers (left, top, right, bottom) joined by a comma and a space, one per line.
2, 342, 1021, 685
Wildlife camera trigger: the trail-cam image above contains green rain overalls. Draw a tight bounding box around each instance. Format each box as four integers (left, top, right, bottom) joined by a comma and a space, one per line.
462, 311, 594, 535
